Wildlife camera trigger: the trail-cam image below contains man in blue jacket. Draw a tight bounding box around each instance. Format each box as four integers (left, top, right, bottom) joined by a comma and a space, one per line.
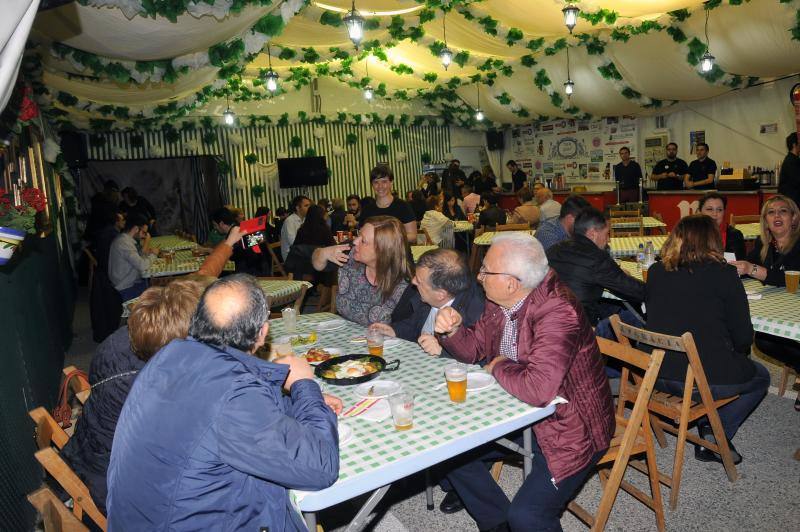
107, 274, 340, 531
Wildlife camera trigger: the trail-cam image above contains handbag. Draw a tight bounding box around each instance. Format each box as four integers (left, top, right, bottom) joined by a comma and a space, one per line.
52, 368, 89, 429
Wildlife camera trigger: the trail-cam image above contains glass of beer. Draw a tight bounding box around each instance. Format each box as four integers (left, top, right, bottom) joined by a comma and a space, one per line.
444, 363, 468, 403
641, 263, 650, 283
272, 335, 294, 358
336, 230, 345, 243
388, 391, 414, 431
785, 271, 800, 294
366, 329, 384, 357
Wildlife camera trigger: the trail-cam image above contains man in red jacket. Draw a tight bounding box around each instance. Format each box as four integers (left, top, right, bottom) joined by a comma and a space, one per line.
435, 232, 614, 532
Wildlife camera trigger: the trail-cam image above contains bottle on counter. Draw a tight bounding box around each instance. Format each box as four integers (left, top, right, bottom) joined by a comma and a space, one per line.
645, 241, 655, 266
637, 243, 645, 269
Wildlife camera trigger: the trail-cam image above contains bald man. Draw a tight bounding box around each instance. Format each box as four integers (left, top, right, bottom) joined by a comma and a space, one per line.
107, 274, 341, 531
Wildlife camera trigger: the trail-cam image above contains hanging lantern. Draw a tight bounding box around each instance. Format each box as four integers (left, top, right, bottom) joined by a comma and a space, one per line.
264, 69, 279, 92
564, 79, 574, 96
475, 109, 484, 121
222, 95, 235, 125
343, 1, 365, 49
363, 85, 374, 101
700, 8, 715, 73
562, 5, 579, 33
439, 46, 453, 70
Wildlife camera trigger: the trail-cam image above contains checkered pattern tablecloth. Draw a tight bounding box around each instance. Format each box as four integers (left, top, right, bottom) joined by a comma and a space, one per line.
610, 217, 665, 229
614, 261, 800, 341
142, 250, 234, 278
272, 313, 556, 511
411, 245, 438, 262
474, 230, 536, 246
453, 220, 474, 233
258, 279, 312, 308
737, 223, 760, 241
149, 235, 198, 252
609, 236, 668, 258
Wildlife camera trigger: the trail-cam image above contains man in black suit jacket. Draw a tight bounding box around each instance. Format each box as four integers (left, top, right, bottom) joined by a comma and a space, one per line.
372, 248, 484, 358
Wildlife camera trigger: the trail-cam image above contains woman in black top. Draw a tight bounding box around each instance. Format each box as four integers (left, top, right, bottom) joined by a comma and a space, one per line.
731, 194, 800, 410
646, 215, 768, 463
358, 165, 417, 242
442, 192, 466, 221
292, 205, 337, 283
409, 190, 428, 223
698, 192, 745, 259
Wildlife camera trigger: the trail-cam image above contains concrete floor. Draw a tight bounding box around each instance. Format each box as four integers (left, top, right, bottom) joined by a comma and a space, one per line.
65, 288, 799, 531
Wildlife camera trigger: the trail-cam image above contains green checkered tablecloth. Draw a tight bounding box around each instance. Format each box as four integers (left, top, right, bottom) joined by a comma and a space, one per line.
610, 216, 665, 229
411, 245, 438, 262
609, 236, 668, 258
258, 279, 312, 308
149, 235, 198, 252
272, 313, 557, 511
474, 230, 535, 246
737, 223, 760, 241
142, 250, 235, 278
453, 220, 474, 233
615, 260, 800, 341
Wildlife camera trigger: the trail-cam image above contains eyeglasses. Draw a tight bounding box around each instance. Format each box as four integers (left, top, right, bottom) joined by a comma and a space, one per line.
478, 265, 520, 282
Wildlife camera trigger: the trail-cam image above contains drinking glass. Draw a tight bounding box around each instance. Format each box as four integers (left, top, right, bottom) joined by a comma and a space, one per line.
388, 391, 414, 431
785, 271, 799, 294
366, 329, 384, 357
272, 335, 294, 358
444, 363, 468, 403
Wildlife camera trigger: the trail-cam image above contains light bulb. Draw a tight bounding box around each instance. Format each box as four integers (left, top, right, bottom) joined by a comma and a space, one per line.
265, 70, 279, 92
439, 46, 453, 70
564, 79, 574, 96
562, 5, 579, 33
343, 2, 365, 48
475, 109, 484, 121
363, 85, 374, 101
700, 51, 715, 73
223, 109, 235, 125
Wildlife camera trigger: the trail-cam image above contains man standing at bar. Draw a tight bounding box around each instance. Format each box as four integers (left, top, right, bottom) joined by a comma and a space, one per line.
651, 142, 689, 190
685, 143, 717, 190
506, 160, 528, 192
613, 146, 642, 203
434, 233, 614, 532
778, 132, 800, 208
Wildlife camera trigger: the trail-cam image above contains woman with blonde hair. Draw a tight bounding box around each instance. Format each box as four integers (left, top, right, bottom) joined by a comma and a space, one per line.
510, 187, 540, 227
646, 214, 768, 464
312, 215, 413, 325
420, 195, 455, 248
732, 194, 800, 286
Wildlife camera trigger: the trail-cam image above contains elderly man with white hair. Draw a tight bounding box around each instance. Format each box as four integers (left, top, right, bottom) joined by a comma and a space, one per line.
435, 233, 615, 532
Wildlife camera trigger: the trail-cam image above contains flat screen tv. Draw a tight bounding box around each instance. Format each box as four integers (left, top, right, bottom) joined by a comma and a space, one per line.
277, 156, 329, 188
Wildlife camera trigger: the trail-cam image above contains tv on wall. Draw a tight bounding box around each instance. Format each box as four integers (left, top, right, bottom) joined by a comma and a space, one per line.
277, 156, 329, 188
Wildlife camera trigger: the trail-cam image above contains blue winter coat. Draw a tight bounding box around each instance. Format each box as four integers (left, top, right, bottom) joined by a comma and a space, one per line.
106, 337, 339, 531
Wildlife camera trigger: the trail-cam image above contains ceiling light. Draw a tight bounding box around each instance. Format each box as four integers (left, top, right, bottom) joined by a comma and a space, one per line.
439, 46, 453, 70
264, 44, 279, 93
562, 4, 579, 33
363, 85, 374, 101
223, 94, 235, 125
700, 51, 715, 73
475, 109, 484, 121
343, 1, 365, 49
564, 79, 574, 95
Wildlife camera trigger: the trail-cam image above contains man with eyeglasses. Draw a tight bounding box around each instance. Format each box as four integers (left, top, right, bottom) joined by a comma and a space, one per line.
433, 233, 614, 532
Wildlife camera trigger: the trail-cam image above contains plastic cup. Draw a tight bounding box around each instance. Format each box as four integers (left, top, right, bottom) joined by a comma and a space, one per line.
641, 264, 649, 283
282, 307, 297, 334
366, 329, 384, 357
444, 363, 468, 403
388, 391, 414, 431
785, 271, 800, 294
336, 230, 345, 243
272, 335, 294, 358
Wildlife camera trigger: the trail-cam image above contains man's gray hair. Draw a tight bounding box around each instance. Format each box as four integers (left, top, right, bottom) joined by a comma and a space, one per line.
490, 233, 549, 289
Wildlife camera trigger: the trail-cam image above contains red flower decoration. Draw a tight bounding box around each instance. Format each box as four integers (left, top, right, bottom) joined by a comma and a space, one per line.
18, 86, 39, 122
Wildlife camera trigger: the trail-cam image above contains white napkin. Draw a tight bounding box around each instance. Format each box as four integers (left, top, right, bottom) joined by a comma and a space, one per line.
341, 398, 391, 422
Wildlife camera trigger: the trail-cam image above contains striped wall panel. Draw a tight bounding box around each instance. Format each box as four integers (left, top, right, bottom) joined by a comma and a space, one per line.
87, 124, 451, 217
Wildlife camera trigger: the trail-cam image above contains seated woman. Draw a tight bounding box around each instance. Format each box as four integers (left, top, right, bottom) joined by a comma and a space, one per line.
61, 279, 206, 513
442, 192, 466, 222
289, 204, 337, 282
510, 187, 541, 227
731, 194, 800, 410
646, 214, 769, 464
312, 216, 413, 326
420, 195, 455, 248
477, 194, 507, 229
698, 192, 745, 259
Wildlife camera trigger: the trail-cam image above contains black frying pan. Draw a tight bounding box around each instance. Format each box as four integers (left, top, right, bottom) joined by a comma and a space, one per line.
314, 354, 400, 385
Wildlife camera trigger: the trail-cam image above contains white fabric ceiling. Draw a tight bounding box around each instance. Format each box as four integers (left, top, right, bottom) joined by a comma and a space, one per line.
16, 0, 800, 129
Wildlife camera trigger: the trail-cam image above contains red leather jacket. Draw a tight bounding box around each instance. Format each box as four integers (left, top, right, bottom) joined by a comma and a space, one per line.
441, 270, 614, 483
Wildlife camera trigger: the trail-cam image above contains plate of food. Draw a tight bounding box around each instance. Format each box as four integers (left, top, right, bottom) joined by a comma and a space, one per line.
289, 331, 318, 348
301, 347, 342, 365
314, 354, 400, 385
353, 379, 402, 399
316, 319, 347, 332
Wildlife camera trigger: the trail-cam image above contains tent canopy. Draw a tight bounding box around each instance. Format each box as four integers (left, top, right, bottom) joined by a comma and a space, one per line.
25, 0, 800, 129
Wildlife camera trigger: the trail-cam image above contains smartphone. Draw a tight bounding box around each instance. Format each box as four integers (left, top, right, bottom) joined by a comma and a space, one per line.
242, 230, 266, 248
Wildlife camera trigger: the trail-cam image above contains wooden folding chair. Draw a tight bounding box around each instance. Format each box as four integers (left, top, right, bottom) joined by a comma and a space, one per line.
267, 241, 288, 277
63, 366, 90, 405
495, 223, 530, 232
29, 408, 107, 530
609, 208, 640, 218
317, 284, 337, 314
610, 318, 739, 510
568, 327, 666, 531
730, 214, 760, 226
610, 217, 644, 237
28, 486, 89, 532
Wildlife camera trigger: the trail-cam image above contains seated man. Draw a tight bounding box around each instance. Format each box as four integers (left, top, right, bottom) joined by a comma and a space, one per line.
371, 248, 484, 358
61, 279, 206, 513
108, 213, 155, 301
534, 194, 590, 251
478, 194, 507, 228
435, 233, 614, 532
107, 274, 341, 530
546, 207, 645, 337
535, 186, 561, 223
